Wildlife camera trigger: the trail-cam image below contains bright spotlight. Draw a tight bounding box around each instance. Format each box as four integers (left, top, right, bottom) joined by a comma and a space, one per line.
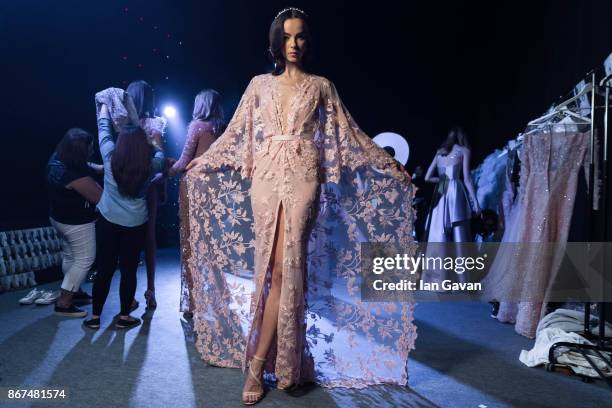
163, 105, 177, 119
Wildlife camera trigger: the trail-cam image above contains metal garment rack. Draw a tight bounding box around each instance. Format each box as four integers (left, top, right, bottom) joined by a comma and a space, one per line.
547, 71, 612, 386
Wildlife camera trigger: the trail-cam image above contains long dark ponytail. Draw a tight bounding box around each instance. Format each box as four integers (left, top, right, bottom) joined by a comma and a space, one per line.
111, 126, 152, 198
127, 80, 155, 119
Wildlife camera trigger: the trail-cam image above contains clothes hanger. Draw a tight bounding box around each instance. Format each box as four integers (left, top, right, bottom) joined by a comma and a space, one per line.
497, 136, 524, 158
528, 109, 561, 126
558, 107, 590, 124
528, 82, 593, 125
527, 107, 590, 128
555, 82, 593, 111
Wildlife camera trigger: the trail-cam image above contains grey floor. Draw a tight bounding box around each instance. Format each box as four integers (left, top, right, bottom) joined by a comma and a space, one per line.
1, 248, 609, 408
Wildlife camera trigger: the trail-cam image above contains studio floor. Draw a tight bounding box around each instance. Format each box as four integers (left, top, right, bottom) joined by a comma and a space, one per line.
0, 248, 609, 408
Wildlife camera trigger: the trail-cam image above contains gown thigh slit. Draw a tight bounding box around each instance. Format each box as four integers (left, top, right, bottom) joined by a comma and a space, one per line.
260, 201, 285, 345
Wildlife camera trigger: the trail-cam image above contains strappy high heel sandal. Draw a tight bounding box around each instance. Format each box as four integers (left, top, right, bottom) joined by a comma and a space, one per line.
242, 355, 265, 405
144, 289, 157, 309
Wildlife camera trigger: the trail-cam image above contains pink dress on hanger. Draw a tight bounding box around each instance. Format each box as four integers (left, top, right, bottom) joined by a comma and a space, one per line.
181, 73, 417, 388
481, 126, 589, 338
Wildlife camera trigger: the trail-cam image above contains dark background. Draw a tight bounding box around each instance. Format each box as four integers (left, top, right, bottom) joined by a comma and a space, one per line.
1, 0, 611, 243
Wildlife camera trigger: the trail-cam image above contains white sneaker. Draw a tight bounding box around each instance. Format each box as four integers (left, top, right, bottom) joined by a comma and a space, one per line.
19, 288, 43, 305
35, 290, 61, 305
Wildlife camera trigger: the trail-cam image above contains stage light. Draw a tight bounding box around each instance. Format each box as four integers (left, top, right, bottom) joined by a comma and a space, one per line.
163, 105, 177, 119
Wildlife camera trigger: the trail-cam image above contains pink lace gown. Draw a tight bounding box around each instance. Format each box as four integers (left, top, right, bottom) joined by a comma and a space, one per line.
481, 126, 589, 338
181, 73, 417, 388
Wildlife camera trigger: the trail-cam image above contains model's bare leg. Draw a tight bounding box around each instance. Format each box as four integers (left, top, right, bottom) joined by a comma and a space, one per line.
243, 204, 285, 403
453, 220, 471, 284
144, 187, 158, 309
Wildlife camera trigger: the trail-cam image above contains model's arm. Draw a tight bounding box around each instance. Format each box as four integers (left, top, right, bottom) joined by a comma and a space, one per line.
462, 148, 480, 213
97, 104, 114, 167
424, 154, 439, 183
169, 123, 203, 177
320, 80, 410, 183
66, 177, 103, 204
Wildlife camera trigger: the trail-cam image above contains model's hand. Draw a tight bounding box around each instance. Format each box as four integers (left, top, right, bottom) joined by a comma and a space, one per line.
167, 167, 179, 178
99, 104, 110, 118
165, 157, 177, 169
185, 156, 204, 171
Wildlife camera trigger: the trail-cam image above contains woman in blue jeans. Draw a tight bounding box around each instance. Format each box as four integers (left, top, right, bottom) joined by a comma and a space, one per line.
84, 103, 169, 330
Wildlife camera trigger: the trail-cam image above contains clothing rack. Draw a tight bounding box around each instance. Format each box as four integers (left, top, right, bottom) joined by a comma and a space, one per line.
546, 70, 612, 386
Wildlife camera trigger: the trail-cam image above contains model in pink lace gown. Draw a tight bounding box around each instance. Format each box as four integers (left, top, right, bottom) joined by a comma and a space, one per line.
481, 125, 589, 338
175, 120, 216, 313
182, 71, 417, 388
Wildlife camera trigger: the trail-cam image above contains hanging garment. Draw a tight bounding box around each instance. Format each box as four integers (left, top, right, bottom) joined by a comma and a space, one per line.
481, 125, 589, 338
498, 147, 521, 232
421, 145, 473, 285
472, 149, 507, 212
181, 73, 417, 388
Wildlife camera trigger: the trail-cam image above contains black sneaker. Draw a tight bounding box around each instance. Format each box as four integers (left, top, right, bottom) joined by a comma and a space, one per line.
113, 300, 139, 319
55, 304, 87, 318
73, 290, 93, 304
115, 317, 141, 330
83, 317, 100, 329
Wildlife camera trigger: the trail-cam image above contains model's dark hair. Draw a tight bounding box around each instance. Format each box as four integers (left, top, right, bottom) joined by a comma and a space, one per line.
192, 89, 225, 137
439, 126, 470, 156
269, 8, 312, 75
111, 126, 152, 198
56, 128, 93, 169
127, 80, 155, 119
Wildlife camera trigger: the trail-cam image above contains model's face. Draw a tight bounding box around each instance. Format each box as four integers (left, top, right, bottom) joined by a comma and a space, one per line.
282, 18, 306, 64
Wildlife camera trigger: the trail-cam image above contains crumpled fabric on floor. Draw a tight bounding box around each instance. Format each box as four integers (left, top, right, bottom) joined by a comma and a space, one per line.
519, 327, 612, 378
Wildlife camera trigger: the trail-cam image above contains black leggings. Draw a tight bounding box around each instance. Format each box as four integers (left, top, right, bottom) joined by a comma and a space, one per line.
92, 216, 146, 316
